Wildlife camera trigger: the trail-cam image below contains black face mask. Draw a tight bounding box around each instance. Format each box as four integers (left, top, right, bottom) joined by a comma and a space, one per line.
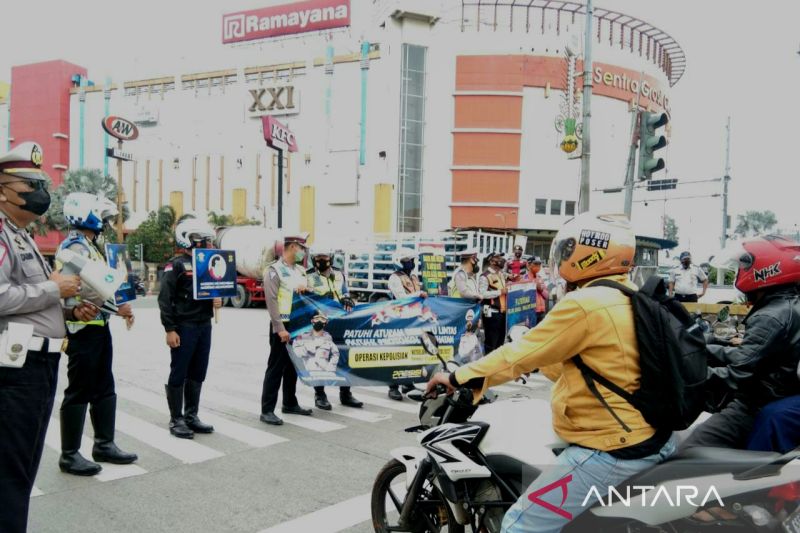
401, 260, 415, 273
315, 260, 331, 272
14, 187, 51, 216
682, 260, 691, 268
515, 251, 522, 258
312, 322, 325, 332
471, 259, 479, 270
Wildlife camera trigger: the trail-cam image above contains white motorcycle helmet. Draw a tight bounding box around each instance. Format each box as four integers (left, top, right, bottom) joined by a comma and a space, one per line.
174, 218, 215, 249
63, 192, 118, 232
393, 249, 416, 270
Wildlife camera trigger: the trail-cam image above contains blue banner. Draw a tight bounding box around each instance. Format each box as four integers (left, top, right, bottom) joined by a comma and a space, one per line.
506, 281, 537, 335
192, 249, 238, 299
285, 295, 481, 387
105, 244, 136, 304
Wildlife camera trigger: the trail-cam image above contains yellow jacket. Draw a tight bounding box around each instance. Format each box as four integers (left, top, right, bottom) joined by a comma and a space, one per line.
454, 274, 655, 452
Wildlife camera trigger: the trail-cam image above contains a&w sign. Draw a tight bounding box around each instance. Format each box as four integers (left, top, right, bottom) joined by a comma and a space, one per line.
102, 116, 139, 141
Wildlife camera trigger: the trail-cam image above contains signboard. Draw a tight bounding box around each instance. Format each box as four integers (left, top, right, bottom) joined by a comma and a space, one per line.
191, 249, 238, 299
262, 115, 298, 152
247, 85, 300, 118
647, 178, 678, 191
506, 282, 537, 334
223, 0, 350, 44
105, 244, 136, 304
285, 294, 481, 387
106, 147, 135, 161
420, 253, 448, 296
102, 116, 139, 141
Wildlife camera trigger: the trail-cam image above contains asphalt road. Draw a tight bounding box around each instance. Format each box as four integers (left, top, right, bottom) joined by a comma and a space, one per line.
28, 297, 550, 533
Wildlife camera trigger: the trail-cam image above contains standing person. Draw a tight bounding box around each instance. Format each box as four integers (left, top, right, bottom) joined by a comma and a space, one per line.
448, 248, 481, 300
504, 244, 527, 282
479, 252, 508, 353
0, 142, 91, 532
261, 235, 314, 425
668, 251, 708, 303
158, 218, 222, 439
522, 256, 549, 324
386, 250, 427, 401
307, 247, 362, 410
56, 193, 137, 476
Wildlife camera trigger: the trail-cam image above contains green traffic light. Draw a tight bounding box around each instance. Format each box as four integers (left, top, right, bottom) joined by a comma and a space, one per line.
638, 111, 669, 180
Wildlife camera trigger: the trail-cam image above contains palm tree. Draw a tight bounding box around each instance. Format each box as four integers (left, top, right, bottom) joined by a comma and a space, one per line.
43, 168, 130, 233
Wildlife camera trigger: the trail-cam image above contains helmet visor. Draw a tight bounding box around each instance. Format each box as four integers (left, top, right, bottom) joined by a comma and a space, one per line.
709, 241, 752, 273
549, 236, 576, 286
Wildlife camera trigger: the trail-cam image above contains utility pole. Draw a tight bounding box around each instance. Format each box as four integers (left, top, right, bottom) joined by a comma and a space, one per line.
578, 0, 594, 214
718, 116, 732, 285
623, 111, 639, 218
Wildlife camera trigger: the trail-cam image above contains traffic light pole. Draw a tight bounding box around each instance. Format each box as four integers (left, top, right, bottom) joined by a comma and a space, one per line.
578, 0, 593, 214
718, 116, 732, 285
623, 110, 639, 218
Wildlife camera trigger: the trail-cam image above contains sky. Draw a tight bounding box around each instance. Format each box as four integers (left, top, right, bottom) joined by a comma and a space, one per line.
1, 0, 799, 256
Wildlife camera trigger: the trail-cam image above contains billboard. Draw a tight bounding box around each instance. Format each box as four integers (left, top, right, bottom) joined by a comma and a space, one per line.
223, 0, 350, 44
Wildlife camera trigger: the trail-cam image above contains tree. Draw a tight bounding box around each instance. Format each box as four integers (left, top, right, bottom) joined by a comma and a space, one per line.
207, 211, 260, 227
663, 215, 678, 247
125, 206, 177, 264
734, 210, 778, 237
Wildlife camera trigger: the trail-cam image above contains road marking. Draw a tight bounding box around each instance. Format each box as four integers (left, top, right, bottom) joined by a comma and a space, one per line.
202, 389, 346, 433
351, 390, 420, 414
115, 412, 223, 464
293, 390, 392, 423
43, 417, 148, 481
31, 486, 43, 498
117, 387, 289, 448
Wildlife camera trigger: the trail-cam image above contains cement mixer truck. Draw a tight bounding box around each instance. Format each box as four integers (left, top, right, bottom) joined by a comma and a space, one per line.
215, 226, 284, 308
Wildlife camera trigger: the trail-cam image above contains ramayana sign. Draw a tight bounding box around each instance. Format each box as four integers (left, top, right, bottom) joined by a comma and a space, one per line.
223, 0, 350, 44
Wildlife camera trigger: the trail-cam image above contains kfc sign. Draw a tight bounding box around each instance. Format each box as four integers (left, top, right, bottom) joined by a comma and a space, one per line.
262, 116, 298, 153
223, 0, 350, 44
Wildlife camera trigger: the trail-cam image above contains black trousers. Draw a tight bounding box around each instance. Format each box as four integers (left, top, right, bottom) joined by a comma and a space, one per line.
0, 350, 59, 533
62, 324, 115, 408
674, 293, 699, 303
261, 328, 299, 414
168, 323, 212, 387
483, 311, 507, 354
314, 386, 351, 395
681, 399, 759, 450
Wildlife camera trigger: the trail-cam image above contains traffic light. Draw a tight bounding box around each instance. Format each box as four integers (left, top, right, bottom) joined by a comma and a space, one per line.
637, 111, 669, 180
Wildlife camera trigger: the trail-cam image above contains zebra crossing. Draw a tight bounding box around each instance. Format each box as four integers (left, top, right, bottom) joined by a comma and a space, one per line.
31, 379, 543, 500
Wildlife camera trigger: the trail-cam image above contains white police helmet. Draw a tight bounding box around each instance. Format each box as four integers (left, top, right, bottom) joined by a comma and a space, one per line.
63, 192, 118, 232
175, 218, 215, 249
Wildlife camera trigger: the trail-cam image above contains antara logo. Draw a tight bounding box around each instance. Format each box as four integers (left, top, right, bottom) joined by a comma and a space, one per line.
582, 485, 725, 508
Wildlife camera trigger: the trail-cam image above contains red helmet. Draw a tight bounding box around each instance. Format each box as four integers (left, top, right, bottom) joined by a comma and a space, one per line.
713, 235, 800, 294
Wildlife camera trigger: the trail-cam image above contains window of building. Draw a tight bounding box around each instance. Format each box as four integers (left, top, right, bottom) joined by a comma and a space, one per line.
550, 199, 562, 215
565, 201, 576, 216
397, 44, 427, 232
535, 199, 547, 214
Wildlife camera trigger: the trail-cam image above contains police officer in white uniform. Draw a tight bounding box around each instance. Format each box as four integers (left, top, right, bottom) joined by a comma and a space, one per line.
0, 142, 94, 533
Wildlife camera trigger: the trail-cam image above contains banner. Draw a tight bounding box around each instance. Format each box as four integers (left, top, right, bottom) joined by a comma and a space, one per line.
506, 281, 537, 335
192, 249, 238, 299
420, 253, 448, 296
105, 244, 136, 304
285, 295, 481, 387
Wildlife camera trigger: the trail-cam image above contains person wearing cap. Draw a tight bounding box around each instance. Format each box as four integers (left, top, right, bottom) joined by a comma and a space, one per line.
668, 251, 708, 303
504, 244, 528, 282
159, 216, 222, 439
386, 249, 427, 401
56, 193, 137, 475
261, 234, 313, 425
523, 256, 549, 324
448, 248, 481, 300
480, 252, 509, 353
306, 247, 362, 410
0, 142, 95, 533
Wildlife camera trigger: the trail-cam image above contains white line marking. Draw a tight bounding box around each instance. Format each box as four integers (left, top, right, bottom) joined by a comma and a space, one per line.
117, 387, 288, 448
31, 486, 43, 498
351, 391, 420, 414
114, 412, 223, 464
293, 390, 391, 423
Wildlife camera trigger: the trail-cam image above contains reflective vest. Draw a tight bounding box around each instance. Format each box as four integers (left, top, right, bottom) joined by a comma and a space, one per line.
270, 260, 307, 321
448, 268, 477, 298
56, 231, 108, 330
482, 269, 507, 313
396, 271, 420, 294
307, 269, 346, 302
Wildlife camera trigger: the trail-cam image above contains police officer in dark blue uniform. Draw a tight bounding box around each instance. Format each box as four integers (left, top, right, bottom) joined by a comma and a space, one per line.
0, 142, 95, 533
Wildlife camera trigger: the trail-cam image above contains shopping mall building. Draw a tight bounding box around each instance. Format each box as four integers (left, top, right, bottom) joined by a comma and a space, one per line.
0, 0, 684, 256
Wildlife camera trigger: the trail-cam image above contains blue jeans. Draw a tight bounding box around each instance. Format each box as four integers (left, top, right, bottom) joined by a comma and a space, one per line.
501, 436, 677, 533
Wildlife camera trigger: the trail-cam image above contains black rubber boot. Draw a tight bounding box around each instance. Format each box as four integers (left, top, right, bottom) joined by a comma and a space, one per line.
388, 385, 403, 401
183, 380, 214, 434
339, 388, 363, 408
314, 387, 332, 411
90, 395, 138, 464
59, 404, 102, 476
165, 384, 194, 439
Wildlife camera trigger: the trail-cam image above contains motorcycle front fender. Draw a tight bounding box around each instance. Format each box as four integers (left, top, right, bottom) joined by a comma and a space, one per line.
390, 447, 428, 489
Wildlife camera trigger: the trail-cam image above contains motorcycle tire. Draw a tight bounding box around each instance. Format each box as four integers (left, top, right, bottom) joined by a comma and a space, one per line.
371, 459, 464, 533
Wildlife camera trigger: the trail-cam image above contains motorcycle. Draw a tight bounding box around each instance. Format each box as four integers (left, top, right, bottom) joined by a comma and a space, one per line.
370, 332, 800, 533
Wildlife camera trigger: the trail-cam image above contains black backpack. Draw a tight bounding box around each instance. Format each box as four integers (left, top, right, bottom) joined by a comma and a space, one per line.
572, 276, 709, 431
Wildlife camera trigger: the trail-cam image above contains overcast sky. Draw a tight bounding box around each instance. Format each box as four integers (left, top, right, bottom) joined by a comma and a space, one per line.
2, 0, 799, 256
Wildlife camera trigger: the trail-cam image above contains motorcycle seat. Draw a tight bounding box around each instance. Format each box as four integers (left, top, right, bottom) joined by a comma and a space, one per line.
485, 454, 541, 497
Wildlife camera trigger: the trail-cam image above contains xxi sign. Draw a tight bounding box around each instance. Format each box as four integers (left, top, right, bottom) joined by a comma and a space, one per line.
247, 85, 299, 118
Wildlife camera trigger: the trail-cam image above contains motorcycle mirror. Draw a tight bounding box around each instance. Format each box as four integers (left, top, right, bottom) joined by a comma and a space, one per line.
717, 306, 730, 323
420, 332, 439, 356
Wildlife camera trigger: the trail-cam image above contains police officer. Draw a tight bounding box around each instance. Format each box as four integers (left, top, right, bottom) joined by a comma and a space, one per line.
56, 192, 137, 475
158, 217, 221, 439
261, 235, 313, 425
449, 248, 481, 300
0, 142, 92, 533
307, 247, 362, 410
386, 250, 427, 401
480, 252, 509, 353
